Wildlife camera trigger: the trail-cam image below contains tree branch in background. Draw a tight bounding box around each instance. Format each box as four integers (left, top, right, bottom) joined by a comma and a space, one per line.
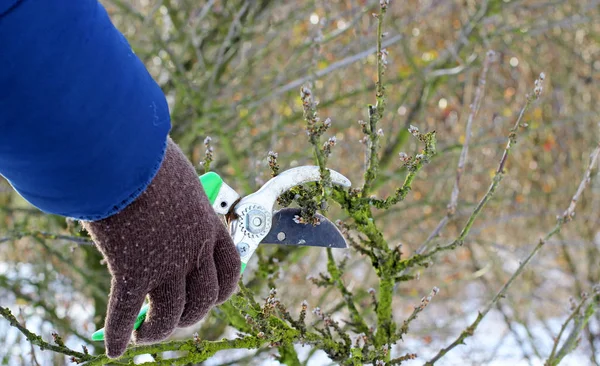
426, 143, 600, 365
546, 289, 600, 366
399, 73, 546, 274
0, 230, 92, 246
0, 307, 93, 363
423, 50, 495, 246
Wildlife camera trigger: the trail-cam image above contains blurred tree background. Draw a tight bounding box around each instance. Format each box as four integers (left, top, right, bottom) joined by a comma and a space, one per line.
1, 0, 600, 365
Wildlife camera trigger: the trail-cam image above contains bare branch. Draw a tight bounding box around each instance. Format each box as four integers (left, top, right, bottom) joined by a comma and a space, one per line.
423, 50, 495, 245
426, 143, 600, 365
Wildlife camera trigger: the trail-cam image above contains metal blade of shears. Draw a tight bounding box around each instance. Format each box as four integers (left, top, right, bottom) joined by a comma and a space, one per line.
260, 208, 347, 248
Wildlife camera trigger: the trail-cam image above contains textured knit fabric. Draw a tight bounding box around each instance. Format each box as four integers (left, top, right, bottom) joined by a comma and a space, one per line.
0, 0, 170, 220
83, 138, 241, 358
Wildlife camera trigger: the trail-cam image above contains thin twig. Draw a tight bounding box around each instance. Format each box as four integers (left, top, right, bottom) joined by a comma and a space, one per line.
426, 144, 600, 365
378, 0, 494, 172
562, 148, 600, 220
248, 34, 403, 108
422, 50, 495, 246
550, 299, 598, 366
0, 306, 92, 362
0, 230, 93, 245
466, 243, 538, 362
209, 0, 250, 91
325, 249, 371, 336
447, 50, 495, 215
399, 75, 544, 273
396, 287, 439, 340
547, 295, 589, 362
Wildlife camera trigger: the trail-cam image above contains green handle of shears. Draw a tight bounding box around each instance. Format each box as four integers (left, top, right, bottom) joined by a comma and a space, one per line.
91, 172, 247, 342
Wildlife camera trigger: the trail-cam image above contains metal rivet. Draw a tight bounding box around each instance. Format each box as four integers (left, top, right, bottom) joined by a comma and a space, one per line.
277, 232, 286, 241
237, 242, 250, 256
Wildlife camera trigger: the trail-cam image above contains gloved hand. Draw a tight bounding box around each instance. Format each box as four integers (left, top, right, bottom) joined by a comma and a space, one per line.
83, 137, 241, 358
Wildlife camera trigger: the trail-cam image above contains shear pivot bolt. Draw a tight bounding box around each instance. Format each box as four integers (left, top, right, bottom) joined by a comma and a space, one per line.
245, 209, 267, 234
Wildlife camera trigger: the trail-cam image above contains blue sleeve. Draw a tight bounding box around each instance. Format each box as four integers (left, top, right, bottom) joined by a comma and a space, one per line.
0, 0, 171, 221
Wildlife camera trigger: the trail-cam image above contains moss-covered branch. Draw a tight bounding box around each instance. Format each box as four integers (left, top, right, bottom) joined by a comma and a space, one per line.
0, 306, 93, 363
361, 1, 388, 196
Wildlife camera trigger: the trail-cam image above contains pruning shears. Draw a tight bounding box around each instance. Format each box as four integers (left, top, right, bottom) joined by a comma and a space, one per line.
92, 166, 351, 341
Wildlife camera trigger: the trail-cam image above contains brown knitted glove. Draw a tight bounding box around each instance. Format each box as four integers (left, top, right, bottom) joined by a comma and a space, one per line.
83, 137, 241, 358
